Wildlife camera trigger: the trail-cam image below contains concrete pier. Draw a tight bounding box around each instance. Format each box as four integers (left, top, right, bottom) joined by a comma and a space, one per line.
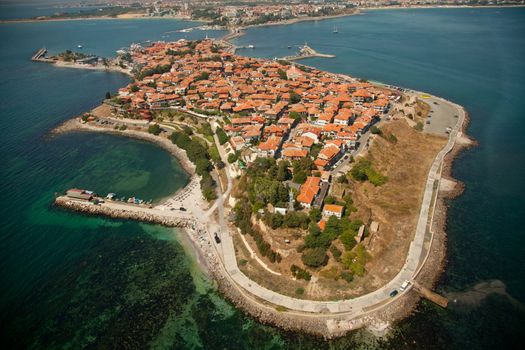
280, 44, 335, 61
412, 281, 449, 308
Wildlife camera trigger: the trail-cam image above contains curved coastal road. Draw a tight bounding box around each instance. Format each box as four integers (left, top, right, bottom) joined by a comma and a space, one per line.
201, 93, 465, 318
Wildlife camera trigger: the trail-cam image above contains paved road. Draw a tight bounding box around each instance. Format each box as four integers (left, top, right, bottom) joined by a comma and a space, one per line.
201, 93, 465, 317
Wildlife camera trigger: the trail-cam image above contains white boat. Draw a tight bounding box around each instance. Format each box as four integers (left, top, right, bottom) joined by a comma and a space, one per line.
333, 26, 338, 34
77, 44, 83, 49
247, 44, 255, 49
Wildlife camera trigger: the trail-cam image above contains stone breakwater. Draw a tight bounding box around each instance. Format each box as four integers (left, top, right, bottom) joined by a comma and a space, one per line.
54, 196, 195, 228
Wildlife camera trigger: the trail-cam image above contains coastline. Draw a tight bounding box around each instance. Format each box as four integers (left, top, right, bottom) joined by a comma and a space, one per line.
363, 4, 525, 11
5, 3, 524, 25
36, 59, 135, 77
50, 96, 473, 338
42, 24, 476, 335
240, 11, 360, 30
0, 14, 197, 25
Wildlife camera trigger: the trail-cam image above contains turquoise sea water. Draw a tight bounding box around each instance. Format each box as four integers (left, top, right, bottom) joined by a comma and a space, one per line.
1, 8, 524, 350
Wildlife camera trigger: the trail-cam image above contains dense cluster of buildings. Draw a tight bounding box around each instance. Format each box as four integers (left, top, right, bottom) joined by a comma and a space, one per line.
205, 3, 351, 25
116, 39, 399, 222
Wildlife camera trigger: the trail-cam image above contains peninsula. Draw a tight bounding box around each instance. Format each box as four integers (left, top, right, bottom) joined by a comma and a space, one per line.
50, 38, 472, 337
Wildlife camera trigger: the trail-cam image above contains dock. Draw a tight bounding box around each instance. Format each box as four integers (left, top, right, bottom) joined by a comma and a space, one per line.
32, 47, 50, 61
279, 43, 335, 61
412, 281, 449, 308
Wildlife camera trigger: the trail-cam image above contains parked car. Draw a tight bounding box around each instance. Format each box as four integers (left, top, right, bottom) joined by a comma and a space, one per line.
389, 290, 398, 297
400, 280, 411, 292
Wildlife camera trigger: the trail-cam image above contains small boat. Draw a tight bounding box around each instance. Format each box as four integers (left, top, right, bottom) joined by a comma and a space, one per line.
287, 45, 292, 49
333, 26, 338, 34
77, 44, 83, 49
247, 44, 255, 49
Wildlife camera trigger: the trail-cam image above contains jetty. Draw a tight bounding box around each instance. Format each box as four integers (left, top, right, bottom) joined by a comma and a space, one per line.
32, 47, 54, 62
412, 281, 449, 308
279, 43, 335, 61
55, 195, 195, 228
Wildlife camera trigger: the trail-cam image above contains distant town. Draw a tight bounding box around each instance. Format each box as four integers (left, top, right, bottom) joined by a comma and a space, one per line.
8, 0, 524, 24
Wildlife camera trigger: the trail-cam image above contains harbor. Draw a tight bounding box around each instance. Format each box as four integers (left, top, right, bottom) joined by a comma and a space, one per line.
56, 189, 194, 228
30, 47, 133, 76
279, 43, 336, 61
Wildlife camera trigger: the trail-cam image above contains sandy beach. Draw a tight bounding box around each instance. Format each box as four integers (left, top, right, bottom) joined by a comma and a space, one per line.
0, 14, 196, 24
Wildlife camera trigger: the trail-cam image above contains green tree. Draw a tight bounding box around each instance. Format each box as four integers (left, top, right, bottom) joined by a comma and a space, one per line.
301, 247, 328, 268
309, 208, 322, 223
227, 152, 238, 164
148, 123, 161, 135
216, 127, 229, 145
284, 212, 309, 229
290, 91, 301, 104
277, 68, 287, 80
293, 170, 307, 184
324, 215, 341, 240
276, 160, 290, 181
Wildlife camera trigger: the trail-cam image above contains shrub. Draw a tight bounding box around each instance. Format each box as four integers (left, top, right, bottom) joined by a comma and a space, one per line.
238, 259, 248, 266
342, 244, 367, 276
340, 270, 354, 283
330, 245, 342, 262
291, 264, 311, 281
388, 133, 398, 144
337, 174, 348, 184
295, 287, 305, 295
301, 247, 329, 268
370, 126, 382, 135
350, 158, 387, 186
414, 121, 424, 131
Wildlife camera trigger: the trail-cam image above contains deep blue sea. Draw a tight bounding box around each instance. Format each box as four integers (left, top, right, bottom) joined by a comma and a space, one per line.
1, 6, 524, 350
